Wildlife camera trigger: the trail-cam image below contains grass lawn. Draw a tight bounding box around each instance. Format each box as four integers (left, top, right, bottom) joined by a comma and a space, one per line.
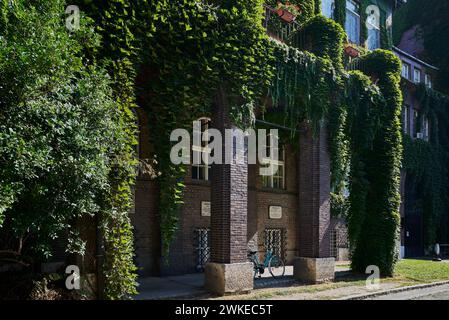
210, 259, 449, 300
394, 259, 449, 283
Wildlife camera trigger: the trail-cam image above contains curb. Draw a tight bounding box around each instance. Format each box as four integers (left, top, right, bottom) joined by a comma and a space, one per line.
339, 280, 449, 300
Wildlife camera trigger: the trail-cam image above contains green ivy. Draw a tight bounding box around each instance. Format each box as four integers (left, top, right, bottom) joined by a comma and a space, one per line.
334, 0, 346, 28
348, 50, 403, 276
296, 15, 346, 70
0, 0, 138, 299
266, 0, 316, 26
136, 0, 275, 258
75, 0, 404, 281
69, 0, 141, 299
402, 85, 449, 247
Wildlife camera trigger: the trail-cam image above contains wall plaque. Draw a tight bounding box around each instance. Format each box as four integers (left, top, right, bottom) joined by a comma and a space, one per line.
269, 206, 282, 219
201, 201, 211, 217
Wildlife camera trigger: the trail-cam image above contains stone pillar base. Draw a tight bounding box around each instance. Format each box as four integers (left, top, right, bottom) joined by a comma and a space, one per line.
293, 257, 335, 283
205, 262, 253, 296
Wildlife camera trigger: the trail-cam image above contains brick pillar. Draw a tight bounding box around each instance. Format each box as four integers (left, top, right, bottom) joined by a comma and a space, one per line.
294, 121, 335, 283
204, 86, 253, 295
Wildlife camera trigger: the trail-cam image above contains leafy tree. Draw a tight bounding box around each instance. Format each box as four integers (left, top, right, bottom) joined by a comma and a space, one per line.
0, 0, 137, 298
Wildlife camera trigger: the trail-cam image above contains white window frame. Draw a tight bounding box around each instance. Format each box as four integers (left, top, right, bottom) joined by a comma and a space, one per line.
192, 119, 211, 181
322, 0, 335, 19
402, 62, 410, 80
414, 68, 421, 84
367, 20, 380, 50
425, 74, 432, 88
261, 134, 285, 190
345, 0, 361, 45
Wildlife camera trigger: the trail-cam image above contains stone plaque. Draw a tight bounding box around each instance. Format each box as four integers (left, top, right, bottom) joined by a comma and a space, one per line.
201, 201, 211, 217
269, 206, 282, 219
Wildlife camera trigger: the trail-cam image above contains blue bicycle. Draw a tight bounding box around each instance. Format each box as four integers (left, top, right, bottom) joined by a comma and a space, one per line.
248, 249, 285, 278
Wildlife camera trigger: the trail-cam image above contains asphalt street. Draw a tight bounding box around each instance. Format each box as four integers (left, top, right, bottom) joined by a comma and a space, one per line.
365, 284, 449, 300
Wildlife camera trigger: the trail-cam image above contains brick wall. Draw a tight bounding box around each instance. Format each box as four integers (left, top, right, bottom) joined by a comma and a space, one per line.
160, 143, 299, 274
131, 109, 161, 277
160, 172, 211, 275
132, 110, 331, 276
297, 122, 331, 258
249, 144, 298, 265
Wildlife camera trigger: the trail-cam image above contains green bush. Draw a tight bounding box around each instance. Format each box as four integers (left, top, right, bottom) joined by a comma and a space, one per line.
0, 0, 137, 299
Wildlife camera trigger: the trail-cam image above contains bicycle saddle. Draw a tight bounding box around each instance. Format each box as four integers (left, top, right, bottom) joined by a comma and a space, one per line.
248, 251, 257, 255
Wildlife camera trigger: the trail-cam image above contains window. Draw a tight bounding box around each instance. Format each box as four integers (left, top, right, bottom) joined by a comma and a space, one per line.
366, 10, 380, 50
413, 109, 419, 137
261, 133, 285, 189
425, 74, 432, 88
264, 228, 286, 260
414, 68, 421, 84
402, 105, 409, 134
401, 62, 410, 80
345, 0, 360, 45
322, 0, 335, 19
192, 118, 211, 181
422, 116, 429, 141
195, 228, 210, 271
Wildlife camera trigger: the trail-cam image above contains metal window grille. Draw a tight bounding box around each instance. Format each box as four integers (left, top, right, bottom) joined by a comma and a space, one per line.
195, 228, 210, 271
264, 228, 286, 260
330, 229, 338, 258
337, 227, 349, 249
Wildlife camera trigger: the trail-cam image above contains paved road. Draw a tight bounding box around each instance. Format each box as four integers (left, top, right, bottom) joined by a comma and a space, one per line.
366, 283, 449, 300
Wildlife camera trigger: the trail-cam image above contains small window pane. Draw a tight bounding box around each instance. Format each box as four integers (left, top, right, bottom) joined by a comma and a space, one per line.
367, 27, 380, 50
414, 68, 421, 83
345, 1, 360, 45
192, 118, 211, 181
322, 0, 335, 18
402, 63, 410, 79
425, 74, 432, 88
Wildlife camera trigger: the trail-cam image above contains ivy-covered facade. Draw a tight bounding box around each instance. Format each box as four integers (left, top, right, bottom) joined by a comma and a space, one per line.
1, 0, 410, 298
395, 36, 449, 258
127, 0, 405, 291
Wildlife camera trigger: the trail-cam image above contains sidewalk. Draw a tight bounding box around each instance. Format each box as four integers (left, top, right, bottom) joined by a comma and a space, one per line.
134, 259, 449, 300
134, 263, 351, 300
135, 273, 206, 300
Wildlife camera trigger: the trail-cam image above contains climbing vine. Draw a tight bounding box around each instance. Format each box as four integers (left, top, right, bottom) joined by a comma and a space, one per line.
348, 50, 403, 276
334, 0, 346, 28
402, 85, 449, 247
72, 0, 142, 299
266, 0, 317, 26
77, 0, 404, 282
1, 0, 138, 299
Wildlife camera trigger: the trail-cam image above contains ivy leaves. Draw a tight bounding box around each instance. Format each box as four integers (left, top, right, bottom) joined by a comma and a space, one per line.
1, 0, 139, 298
134, 0, 274, 256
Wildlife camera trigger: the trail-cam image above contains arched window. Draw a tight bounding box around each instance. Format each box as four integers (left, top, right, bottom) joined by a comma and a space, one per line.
322, 0, 335, 19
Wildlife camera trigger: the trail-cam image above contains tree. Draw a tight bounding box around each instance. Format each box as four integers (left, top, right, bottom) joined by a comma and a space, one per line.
0, 0, 137, 298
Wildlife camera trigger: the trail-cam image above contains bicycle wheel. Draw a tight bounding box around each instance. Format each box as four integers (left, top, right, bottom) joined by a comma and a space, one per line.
253, 265, 258, 278
268, 255, 285, 278
248, 258, 258, 278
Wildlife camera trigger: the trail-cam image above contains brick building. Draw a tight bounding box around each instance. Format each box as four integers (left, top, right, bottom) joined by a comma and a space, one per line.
128, 0, 403, 295
394, 38, 439, 258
